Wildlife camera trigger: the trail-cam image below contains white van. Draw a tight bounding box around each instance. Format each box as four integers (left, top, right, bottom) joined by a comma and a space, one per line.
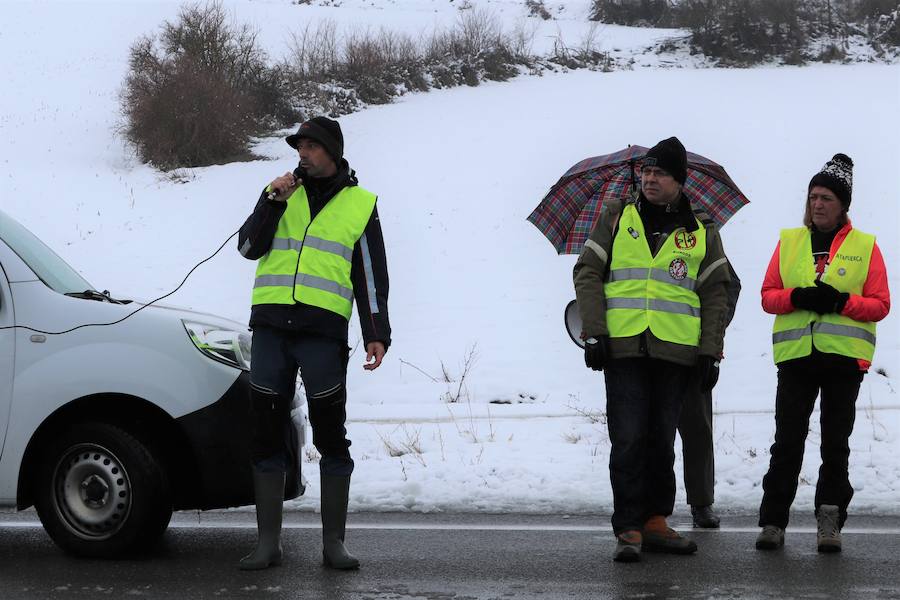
0, 208, 305, 557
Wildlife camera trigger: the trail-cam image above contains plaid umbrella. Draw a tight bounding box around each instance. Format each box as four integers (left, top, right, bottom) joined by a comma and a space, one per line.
527, 145, 750, 255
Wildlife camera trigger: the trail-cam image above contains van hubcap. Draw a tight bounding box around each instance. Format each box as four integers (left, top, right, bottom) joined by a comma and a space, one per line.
52, 444, 132, 540
81, 474, 110, 507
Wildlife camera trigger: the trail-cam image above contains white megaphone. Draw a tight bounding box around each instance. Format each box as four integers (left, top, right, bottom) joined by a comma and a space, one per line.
564, 299, 586, 349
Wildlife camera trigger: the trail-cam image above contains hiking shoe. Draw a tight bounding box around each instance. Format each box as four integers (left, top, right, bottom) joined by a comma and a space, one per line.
641, 516, 698, 554
691, 505, 721, 529
613, 530, 642, 563
755, 525, 785, 550
817, 505, 842, 553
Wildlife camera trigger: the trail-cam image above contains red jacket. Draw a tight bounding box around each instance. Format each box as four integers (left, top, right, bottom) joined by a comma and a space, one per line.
761, 221, 891, 370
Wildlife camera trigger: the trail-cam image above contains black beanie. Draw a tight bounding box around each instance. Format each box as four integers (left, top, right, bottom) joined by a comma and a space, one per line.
809, 153, 853, 209
643, 136, 688, 185
286, 116, 344, 163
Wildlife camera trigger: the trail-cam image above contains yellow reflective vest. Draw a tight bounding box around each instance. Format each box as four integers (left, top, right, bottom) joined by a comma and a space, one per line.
252, 185, 377, 320
604, 203, 707, 347
772, 227, 876, 364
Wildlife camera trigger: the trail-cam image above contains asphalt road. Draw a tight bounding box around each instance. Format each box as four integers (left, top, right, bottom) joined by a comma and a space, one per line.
1, 511, 899, 599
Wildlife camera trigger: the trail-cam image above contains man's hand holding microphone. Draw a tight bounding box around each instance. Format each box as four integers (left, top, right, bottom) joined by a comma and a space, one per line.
267, 171, 300, 202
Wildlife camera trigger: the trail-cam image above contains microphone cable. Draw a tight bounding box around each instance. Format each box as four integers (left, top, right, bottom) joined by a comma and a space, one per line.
0, 230, 239, 336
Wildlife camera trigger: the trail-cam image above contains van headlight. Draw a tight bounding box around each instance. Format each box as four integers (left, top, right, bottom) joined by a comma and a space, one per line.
182, 320, 252, 371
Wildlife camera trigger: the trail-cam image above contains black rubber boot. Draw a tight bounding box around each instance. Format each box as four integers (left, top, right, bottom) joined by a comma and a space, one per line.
238, 469, 285, 570
321, 473, 360, 570
691, 504, 721, 529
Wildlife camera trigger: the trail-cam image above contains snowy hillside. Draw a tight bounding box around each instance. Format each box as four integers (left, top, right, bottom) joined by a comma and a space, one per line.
1, 1, 898, 516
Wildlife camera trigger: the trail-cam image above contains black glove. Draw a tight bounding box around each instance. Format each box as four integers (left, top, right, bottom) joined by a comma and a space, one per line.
814, 279, 850, 314
584, 336, 608, 372
696, 355, 720, 391
790, 286, 821, 312
791, 281, 849, 314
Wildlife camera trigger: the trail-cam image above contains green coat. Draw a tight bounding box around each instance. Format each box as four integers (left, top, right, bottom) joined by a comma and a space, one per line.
573, 196, 732, 367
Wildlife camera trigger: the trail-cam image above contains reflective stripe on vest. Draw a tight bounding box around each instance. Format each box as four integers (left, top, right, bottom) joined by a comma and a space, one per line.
252, 186, 377, 319
772, 227, 876, 364
604, 203, 707, 346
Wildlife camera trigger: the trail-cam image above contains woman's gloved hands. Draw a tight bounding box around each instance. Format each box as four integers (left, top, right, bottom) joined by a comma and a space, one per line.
790, 280, 849, 314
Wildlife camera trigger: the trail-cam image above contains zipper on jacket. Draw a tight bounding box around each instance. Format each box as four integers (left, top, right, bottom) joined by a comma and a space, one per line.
291, 221, 313, 304
291, 187, 346, 304
652, 229, 677, 257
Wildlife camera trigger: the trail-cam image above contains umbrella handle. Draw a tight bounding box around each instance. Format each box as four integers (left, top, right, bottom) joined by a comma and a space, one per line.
630, 158, 639, 200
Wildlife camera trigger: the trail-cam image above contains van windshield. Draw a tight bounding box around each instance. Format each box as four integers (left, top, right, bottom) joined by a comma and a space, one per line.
0, 209, 94, 294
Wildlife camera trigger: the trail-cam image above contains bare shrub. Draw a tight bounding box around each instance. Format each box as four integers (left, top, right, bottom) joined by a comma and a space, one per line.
124, 3, 615, 171
676, 0, 900, 66
590, 0, 676, 27
456, 8, 503, 57
870, 7, 900, 46
377, 425, 426, 466
575, 21, 606, 63
343, 29, 396, 103
441, 344, 478, 404
549, 23, 610, 69
567, 398, 607, 425
562, 430, 584, 444
285, 20, 340, 80
508, 18, 540, 60
482, 46, 519, 81
818, 42, 848, 61
121, 1, 294, 169
526, 0, 553, 20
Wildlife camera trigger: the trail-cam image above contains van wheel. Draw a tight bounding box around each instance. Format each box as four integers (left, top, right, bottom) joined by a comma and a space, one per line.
33, 423, 173, 558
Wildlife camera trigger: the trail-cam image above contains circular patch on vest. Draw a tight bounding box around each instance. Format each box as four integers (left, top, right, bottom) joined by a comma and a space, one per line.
669, 258, 688, 281
674, 231, 697, 250
837, 267, 847, 276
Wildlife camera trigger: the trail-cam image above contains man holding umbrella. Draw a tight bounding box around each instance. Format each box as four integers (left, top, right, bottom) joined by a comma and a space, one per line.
573, 137, 732, 562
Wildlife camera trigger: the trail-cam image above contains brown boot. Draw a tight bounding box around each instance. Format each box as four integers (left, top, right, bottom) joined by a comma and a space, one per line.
642, 515, 697, 554
613, 530, 642, 563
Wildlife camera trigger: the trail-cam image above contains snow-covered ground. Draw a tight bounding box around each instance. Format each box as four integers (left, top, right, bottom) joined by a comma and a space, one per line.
1, 1, 898, 517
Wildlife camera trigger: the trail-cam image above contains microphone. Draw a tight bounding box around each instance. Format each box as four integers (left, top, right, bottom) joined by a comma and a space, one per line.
266, 173, 299, 201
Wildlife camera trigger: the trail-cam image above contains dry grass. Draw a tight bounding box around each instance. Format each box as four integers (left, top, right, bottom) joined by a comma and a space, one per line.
376, 425, 426, 466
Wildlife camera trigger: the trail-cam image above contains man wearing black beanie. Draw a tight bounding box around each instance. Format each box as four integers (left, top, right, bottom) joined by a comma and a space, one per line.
286, 116, 345, 165
236, 116, 391, 571
574, 136, 733, 562
642, 137, 741, 532
643, 136, 688, 186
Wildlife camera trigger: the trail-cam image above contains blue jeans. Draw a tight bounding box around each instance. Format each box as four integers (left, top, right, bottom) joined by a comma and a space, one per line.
604, 357, 690, 535
249, 327, 354, 476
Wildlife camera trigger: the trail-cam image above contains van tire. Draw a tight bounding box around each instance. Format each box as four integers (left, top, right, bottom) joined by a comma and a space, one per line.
33, 422, 173, 558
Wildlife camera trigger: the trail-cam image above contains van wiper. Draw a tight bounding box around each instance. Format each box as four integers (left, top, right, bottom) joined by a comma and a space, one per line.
65, 289, 124, 304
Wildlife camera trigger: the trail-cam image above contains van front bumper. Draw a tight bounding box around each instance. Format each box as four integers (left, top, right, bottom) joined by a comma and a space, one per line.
175, 371, 305, 510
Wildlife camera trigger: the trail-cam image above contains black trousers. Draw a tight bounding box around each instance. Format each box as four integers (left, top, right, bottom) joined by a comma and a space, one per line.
249, 326, 353, 476
604, 357, 690, 534
758, 356, 863, 529
678, 378, 715, 507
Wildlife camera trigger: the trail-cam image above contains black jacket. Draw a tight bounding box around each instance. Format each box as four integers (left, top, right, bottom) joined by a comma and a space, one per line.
238, 160, 391, 348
